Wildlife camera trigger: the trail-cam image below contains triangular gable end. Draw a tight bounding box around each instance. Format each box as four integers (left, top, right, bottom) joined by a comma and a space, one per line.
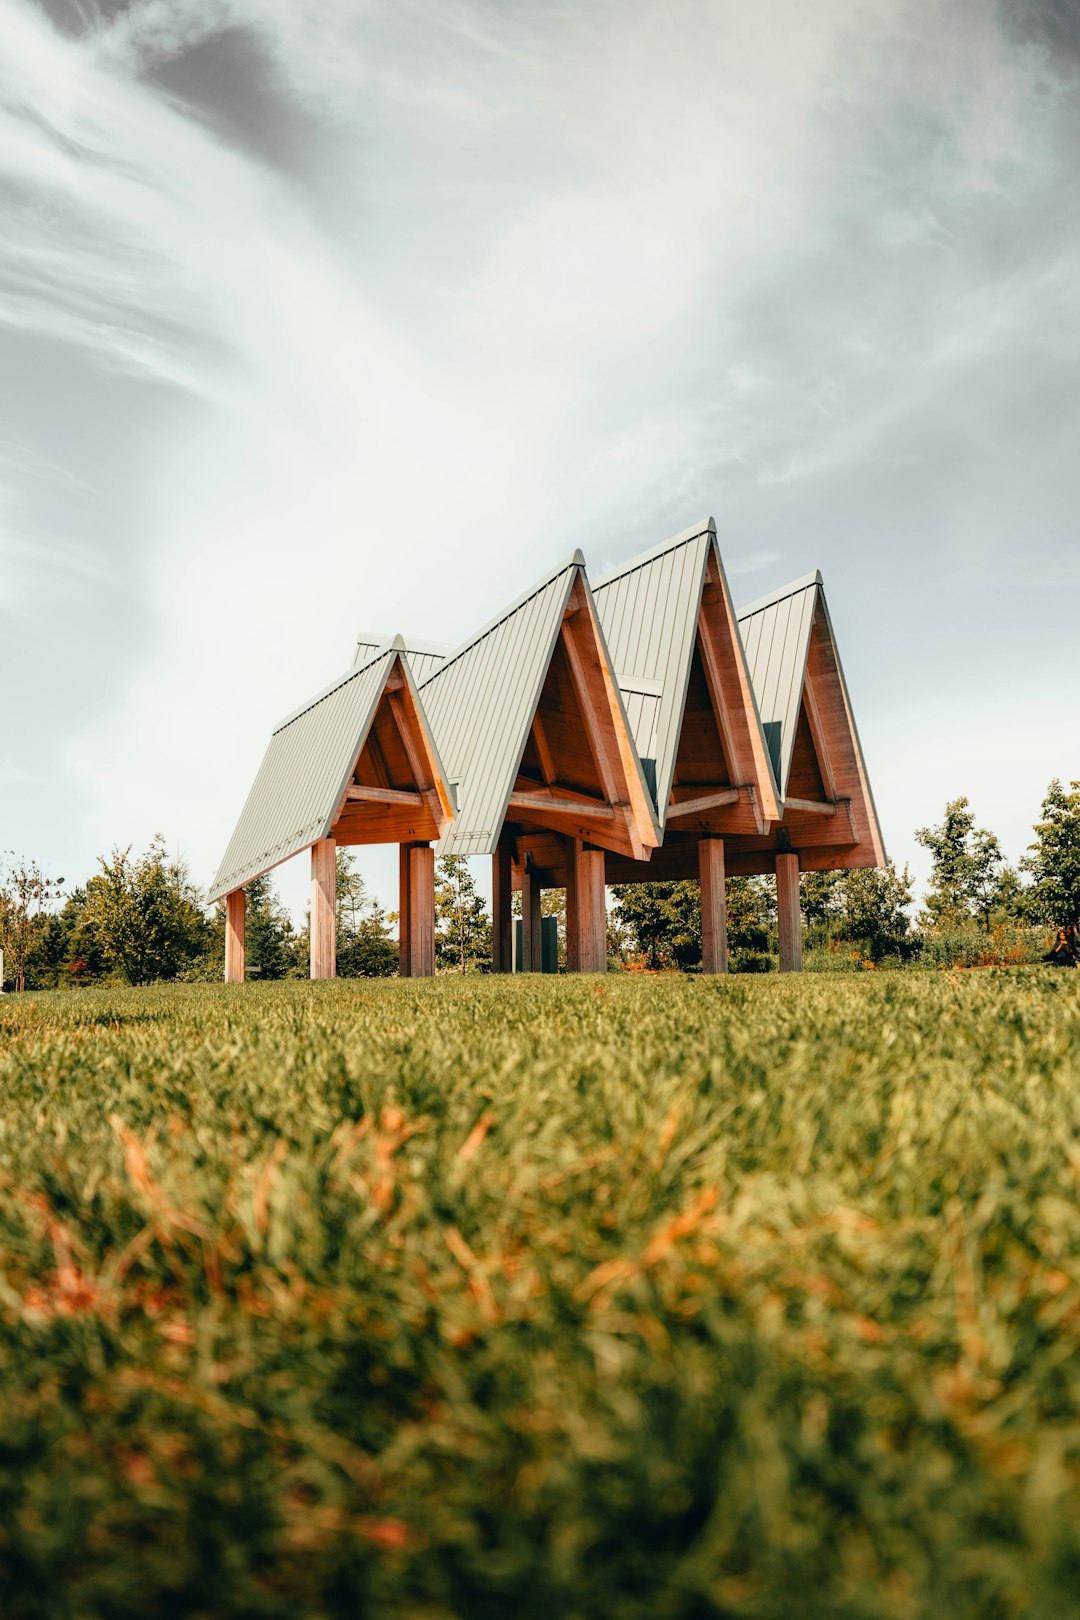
737, 572, 819, 805
664, 537, 781, 838
737, 574, 884, 870
506, 570, 660, 860
420, 556, 658, 862
593, 519, 713, 822
330, 648, 456, 848
796, 590, 885, 868
208, 645, 454, 903
592, 518, 779, 841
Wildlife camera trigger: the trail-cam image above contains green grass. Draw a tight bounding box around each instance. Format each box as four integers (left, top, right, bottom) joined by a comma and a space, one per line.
1, 970, 1079, 1619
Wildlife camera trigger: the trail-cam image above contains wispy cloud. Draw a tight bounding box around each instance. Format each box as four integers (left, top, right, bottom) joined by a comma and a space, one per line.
1, 0, 1077, 914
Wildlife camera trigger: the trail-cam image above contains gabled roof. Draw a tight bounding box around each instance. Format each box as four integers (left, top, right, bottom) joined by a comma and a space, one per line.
736, 571, 820, 798
353, 633, 449, 684
208, 641, 451, 902
419, 553, 658, 858
592, 521, 712, 809
593, 518, 778, 828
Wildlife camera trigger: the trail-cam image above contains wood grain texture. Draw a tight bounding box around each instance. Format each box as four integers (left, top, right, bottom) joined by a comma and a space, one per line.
521, 867, 541, 971
408, 844, 435, 978
574, 847, 607, 973
345, 784, 424, 807
492, 834, 513, 973
398, 843, 411, 977
699, 839, 728, 975
310, 838, 337, 980
224, 890, 245, 984
564, 835, 581, 972
776, 852, 803, 973
699, 550, 780, 825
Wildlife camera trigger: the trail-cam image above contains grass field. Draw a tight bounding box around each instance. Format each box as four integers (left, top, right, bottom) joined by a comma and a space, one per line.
1, 971, 1079, 1619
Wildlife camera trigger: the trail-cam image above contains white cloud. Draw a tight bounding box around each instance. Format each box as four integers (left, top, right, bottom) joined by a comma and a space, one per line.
1, 0, 1077, 920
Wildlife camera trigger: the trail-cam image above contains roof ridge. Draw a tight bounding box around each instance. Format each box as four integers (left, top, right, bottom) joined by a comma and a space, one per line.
273, 645, 394, 735
736, 568, 823, 622
591, 516, 715, 593
354, 630, 452, 658
420, 551, 583, 688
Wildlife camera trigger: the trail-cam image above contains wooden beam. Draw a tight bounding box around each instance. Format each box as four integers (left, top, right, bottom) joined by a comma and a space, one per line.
514, 779, 612, 812
783, 797, 836, 816
388, 690, 431, 789
521, 867, 541, 971
571, 846, 607, 973
802, 680, 838, 802
699, 839, 727, 975
699, 553, 780, 826
346, 783, 424, 807
564, 835, 581, 972
310, 838, 337, 980
224, 889, 245, 984
667, 787, 741, 820
398, 843, 411, 976
509, 789, 616, 821
696, 627, 740, 789
559, 619, 620, 804
492, 833, 513, 973
408, 844, 435, 977
776, 852, 802, 973
531, 712, 557, 786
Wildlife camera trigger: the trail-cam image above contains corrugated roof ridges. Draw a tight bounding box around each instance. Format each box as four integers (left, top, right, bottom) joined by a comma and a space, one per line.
420, 560, 579, 856
736, 574, 820, 796
353, 634, 449, 684
592, 519, 713, 816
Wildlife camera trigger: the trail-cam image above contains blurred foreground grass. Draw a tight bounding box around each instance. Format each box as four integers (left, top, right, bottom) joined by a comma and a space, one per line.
1, 970, 1079, 1619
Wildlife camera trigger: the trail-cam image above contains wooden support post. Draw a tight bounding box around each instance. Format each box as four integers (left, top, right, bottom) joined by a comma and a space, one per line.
564, 836, 580, 972
224, 889, 245, 983
570, 845, 607, 973
699, 838, 728, 975
492, 835, 513, 973
521, 868, 542, 971
408, 844, 434, 978
776, 852, 803, 973
398, 843, 411, 976
310, 838, 337, 980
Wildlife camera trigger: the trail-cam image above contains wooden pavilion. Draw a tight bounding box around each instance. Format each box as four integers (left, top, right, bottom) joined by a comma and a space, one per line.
209, 520, 882, 977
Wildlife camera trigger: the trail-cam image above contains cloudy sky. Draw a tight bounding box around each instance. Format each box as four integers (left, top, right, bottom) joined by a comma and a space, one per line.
1, 0, 1077, 920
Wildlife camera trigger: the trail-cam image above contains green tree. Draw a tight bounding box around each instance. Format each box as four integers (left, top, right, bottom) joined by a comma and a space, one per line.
726, 875, 775, 953
27, 887, 107, 989
84, 837, 208, 985
0, 856, 64, 991
915, 798, 1010, 930
244, 873, 295, 980
800, 863, 914, 961
1021, 779, 1080, 928
336, 850, 397, 978
609, 882, 701, 970
434, 856, 491, 973
837, 862, 915, 960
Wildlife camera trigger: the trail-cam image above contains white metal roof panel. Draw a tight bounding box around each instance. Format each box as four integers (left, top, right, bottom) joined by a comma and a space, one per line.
736, 573, 820, 797
419, 561, 579, 856
592, 520, 713, 816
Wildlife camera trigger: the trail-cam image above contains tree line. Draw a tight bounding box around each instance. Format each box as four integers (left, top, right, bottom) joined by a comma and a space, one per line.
1, 781, 1077, 989
0, 844, 492, 991
612, 783, 1080, 971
